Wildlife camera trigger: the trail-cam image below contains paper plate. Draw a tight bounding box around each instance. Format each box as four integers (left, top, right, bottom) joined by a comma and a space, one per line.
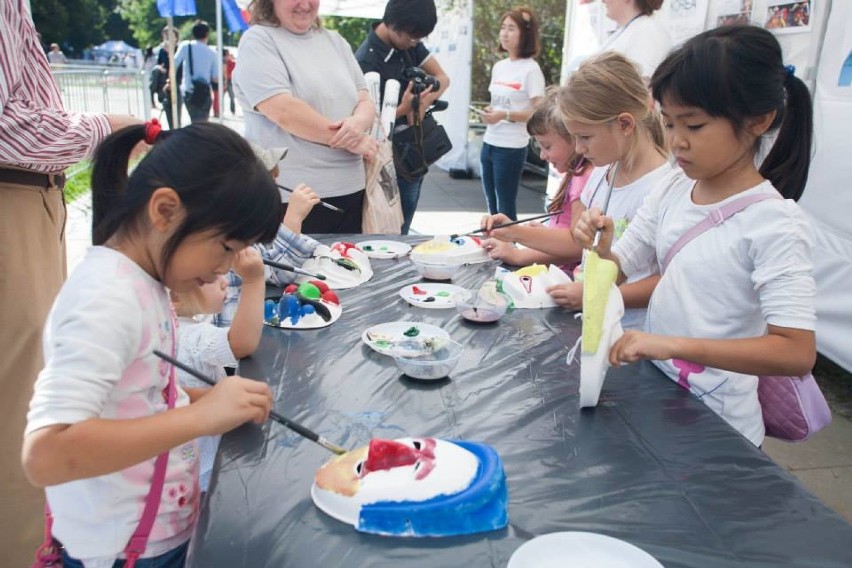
264, 301, 342, 330
508, 532, 663, 568
361, 322, 451, 356
358, 240, 412, 260
398, 283, 470, 309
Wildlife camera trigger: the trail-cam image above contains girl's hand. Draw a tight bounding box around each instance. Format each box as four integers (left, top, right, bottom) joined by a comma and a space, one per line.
573, 207, 614, 255
482, 238, 517, 263
328, 116, 368, 149
609, 331, 675, 366
547, 282, 584, 310
284, 184, 321, 226
193, 376, 273, 435
232, 248, 264, 285
480, 213, 515, 240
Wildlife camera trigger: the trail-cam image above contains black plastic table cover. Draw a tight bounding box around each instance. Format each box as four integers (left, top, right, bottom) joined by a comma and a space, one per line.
189, 235, 852, 568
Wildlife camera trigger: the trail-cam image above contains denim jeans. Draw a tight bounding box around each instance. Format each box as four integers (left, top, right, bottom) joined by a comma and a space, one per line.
61, 540, 189, 568
397, 174, 424, 235
480, 142, 528, 221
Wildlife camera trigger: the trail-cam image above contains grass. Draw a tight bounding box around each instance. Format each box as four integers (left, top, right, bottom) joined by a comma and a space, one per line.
64, 160, 92, 204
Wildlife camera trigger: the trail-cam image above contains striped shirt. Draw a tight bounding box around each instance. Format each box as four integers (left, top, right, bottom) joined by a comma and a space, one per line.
0, 0, 111, 174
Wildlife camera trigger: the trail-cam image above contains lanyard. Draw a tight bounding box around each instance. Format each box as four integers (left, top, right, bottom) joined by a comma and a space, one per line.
600, 14, 643, 52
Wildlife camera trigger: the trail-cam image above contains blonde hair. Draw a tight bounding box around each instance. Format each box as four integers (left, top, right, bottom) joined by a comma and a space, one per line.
559, 51, 666, 170
527, 87, 590, 213
170, 288, 206, 318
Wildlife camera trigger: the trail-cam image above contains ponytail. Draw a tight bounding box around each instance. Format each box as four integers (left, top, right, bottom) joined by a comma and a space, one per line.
92, 125, 150, 245
760, 72, 813, 201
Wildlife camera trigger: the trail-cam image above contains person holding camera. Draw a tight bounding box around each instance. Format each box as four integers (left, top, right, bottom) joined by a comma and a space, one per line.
480, 6, 545, 221
174, 20, 219, 124
355, 0, 450, 234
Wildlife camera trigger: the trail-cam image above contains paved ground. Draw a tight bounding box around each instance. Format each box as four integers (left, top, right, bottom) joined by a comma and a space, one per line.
64, 147, 852, 525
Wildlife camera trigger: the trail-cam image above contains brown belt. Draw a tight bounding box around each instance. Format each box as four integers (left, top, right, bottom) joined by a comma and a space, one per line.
0, 167, 66, 189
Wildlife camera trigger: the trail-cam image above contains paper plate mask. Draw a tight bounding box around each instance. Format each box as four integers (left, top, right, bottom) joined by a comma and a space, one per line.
411, 235, 490, 265
297, 242, 373, 290
579, 251, 624, 407
312, 437, 509, 537
495, 264, 572, 309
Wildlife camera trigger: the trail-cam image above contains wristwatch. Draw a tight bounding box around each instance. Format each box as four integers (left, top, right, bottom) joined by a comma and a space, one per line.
505, 110, 512, 122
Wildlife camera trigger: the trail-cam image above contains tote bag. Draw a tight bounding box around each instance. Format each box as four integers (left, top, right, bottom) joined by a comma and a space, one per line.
363, 137, 403, 234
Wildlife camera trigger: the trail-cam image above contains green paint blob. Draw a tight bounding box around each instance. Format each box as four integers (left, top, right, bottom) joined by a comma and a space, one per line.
297, 282, 321, 300
403, 326, 420, 337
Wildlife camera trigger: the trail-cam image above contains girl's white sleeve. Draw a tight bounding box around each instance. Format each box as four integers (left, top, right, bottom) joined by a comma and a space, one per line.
177, 323, 237, 388
749, 201, 817, 331
26, 283, 142, 434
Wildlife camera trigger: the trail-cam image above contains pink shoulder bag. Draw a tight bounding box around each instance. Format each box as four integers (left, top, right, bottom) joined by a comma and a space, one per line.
660, 192, 831, 442
33, 316, 180, 567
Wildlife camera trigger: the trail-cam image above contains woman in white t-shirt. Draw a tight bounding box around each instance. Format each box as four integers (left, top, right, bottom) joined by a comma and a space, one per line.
601, 0, 671, 79
479, 6, 546, 221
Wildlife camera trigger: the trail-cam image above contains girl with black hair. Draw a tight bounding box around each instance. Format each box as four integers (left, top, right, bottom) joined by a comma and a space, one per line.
23, 121, 281, 567
573, 25, 817, 447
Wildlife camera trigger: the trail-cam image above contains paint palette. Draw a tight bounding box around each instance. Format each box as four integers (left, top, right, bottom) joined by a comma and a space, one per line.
358, 240, 412, 259
508, 532, 663, 568
398, 283, 470, 309
361, 322, 451, 356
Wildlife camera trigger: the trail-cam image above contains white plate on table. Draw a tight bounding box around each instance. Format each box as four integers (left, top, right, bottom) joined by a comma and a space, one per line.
264, 301, 342, 330
398, 283, 470, 309
361, 321, 451, 356
357, 240, 411, 259
508, 532, 663, 568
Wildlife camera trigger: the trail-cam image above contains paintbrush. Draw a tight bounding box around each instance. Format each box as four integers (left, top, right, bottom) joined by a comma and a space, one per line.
592, 162, 620, 251
277, 184, 344, 213
452, 210, 564, 240
154, 350, 348, 456
262, 258, 326, 281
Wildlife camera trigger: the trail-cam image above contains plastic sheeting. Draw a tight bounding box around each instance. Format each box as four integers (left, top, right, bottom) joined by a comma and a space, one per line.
190, 236, 852, 568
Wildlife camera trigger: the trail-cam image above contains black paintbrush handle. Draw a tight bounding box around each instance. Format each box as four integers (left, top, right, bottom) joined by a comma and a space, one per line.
458, 210, 564, 239
277, 184, 344, 213
262, 258, 327, 281
153, 350, 346, 455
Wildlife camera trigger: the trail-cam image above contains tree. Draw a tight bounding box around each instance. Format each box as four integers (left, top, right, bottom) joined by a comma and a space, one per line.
471, 0, 565, 103
32, 0, 123, 56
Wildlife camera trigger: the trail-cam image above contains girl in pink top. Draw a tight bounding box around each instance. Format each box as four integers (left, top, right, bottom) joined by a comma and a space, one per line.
482, 87, 591, 272
24, 122, 280, 567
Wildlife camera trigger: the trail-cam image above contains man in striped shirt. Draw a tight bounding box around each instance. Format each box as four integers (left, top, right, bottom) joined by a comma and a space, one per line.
0, 1, 141, 562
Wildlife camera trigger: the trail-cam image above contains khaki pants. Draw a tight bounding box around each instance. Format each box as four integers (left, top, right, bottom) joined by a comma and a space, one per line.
0, 179, 66, 566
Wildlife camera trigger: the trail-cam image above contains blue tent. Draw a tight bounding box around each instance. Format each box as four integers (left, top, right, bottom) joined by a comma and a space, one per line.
92, 40, 138, 56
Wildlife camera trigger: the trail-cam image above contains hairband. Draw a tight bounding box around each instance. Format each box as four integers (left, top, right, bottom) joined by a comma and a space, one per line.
784, 64, 796, 77
144, 118, 162, 145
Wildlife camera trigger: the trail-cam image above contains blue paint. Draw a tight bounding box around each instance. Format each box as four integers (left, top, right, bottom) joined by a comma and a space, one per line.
357, 440, 509, 537
264, 299, 277, 321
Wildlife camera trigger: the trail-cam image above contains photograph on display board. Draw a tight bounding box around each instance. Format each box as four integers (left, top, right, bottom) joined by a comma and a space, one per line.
764, 1, 812, 34
716, 0, 753, 26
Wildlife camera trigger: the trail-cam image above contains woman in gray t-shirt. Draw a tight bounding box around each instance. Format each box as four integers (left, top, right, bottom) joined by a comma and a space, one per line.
235, 0, 377, 233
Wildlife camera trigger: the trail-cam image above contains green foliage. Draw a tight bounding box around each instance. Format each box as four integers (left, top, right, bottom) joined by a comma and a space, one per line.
322, 15, 373, 51
471, 0, 565, 102
32, 0, 119, 56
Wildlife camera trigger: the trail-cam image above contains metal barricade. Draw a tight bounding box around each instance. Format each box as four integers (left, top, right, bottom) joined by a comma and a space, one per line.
50, 64, 151, 121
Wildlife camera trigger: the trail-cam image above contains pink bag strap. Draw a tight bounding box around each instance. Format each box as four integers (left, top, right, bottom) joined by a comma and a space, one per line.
35, 310, 179, 568
660, 192, 781, 274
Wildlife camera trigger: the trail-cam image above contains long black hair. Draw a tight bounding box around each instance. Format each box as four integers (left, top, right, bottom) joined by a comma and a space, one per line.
650, 25, 813, 201
91, 122, 282, 279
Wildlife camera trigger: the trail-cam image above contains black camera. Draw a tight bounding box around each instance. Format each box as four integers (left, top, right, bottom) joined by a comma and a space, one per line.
402, 66, 440, 95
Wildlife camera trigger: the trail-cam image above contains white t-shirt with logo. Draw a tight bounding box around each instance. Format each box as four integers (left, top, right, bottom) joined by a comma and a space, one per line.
612, 169, 816, 446
483, 57, 546, 149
